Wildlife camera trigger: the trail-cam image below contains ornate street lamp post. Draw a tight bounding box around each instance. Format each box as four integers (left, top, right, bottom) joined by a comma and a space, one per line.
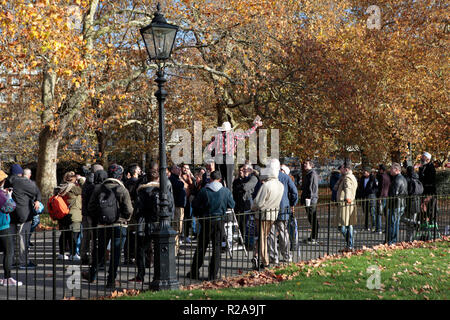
140, 3, 179, 291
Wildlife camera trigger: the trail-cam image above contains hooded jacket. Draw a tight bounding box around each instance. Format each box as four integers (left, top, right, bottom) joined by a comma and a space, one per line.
87, 178, 133, 226
136, 181, 175, 222
192, 180, 235, 219
59, 181, 83, 225
5, 175, 41, 224
252, 176, 284, 221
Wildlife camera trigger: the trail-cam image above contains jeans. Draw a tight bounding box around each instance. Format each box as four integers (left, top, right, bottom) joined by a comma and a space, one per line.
72, 232, 81, 256
11, 221, 31, 265
363, 197, 376, 230
340, 225, 353, 249
388, 207, 404, 245
90, 226, 127, 284
374, 199, 387, 232
28, 215, 40, 248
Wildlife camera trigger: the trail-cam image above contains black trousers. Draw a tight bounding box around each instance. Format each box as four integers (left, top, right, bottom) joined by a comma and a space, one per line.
0, 228, 14, 279
190, 219, 223, 280
58, 219, 73, 255
306, 205, 319, 240
217, 154, 234, 191
136, 234, 153, 280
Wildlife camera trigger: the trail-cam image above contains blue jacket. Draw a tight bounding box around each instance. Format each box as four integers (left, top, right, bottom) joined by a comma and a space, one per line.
277, 171, 298, 221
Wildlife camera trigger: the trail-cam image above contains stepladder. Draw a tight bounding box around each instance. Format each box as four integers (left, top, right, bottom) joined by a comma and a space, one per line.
223, 209, 248, 258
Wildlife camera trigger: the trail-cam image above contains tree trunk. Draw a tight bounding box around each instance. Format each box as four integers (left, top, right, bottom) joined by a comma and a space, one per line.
36, 126, 60, 210
95, 129, 107, 167
391, 149, 401, 164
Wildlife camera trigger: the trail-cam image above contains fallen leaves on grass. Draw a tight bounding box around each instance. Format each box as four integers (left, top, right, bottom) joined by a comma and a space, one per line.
93, 289, 141, 300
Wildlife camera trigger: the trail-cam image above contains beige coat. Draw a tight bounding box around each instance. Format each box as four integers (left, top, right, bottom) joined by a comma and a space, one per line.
251, 177, 284, 221
335, 172, 358, 226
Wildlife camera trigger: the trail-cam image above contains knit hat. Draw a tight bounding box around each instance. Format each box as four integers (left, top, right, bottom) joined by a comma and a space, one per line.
0, 170, 7, 182
363, 166, 372, 173
10, 164, 23, 176
108, 164, 124, 179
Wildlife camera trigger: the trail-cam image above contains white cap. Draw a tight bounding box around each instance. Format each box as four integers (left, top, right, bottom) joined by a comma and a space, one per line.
423, 152, 431, 160
281, 164, 290, 176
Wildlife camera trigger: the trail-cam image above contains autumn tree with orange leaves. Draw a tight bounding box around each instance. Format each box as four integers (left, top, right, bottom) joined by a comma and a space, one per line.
0, 0, 448, 203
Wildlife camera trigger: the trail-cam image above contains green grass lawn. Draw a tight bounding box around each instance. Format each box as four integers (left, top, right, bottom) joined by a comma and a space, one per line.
116, 239, 449, 300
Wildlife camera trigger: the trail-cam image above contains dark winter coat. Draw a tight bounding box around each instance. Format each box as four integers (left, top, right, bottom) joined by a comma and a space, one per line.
419, 162, 436, 195
388, 174, 408, 209
232, 174, 258, 213
329, 171, 340, 202
300, 169, 319, 205
87, 178, 133, 225
405, 172, 422, 217
192, 181, 235, 220
357, 174, 378, 199
135, 181, 175, 235
5, 175, 41, 224
376, 172, 391, 198
277, 171, 298, 221
169, 174, 186, 208
82, 170, 107, 217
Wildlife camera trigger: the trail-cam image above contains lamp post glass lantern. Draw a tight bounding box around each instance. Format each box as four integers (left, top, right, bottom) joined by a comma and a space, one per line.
140, 3, 179, 291
140, 4, 178, 62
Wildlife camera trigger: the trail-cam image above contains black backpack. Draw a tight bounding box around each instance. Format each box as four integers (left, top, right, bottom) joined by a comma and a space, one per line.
411, 179, 424, 195
98, 184, 119, 225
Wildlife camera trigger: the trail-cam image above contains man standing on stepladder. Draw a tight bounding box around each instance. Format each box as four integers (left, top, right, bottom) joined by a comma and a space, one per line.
207, 116, 263, 191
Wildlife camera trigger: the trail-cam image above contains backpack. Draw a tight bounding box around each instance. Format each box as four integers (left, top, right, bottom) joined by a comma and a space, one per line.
411, 179, 424, 195
47, 195, 70, 220
97, 184, 119, 225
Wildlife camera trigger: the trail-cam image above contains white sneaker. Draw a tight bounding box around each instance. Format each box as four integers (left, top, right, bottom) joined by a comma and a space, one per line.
3, 278, 22, 287
57, 254, 70, 260
71, 254, 81, 261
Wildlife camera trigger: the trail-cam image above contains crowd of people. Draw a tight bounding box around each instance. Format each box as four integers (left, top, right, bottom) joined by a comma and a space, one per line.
0, 148, 438, 287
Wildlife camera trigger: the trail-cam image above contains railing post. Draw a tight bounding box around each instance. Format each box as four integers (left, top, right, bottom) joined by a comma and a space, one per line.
257, 210, 262, 271
433, 196, 437, 240
52, 228, 57, 300
384, 197, 389, 244
327, 202, 331, 256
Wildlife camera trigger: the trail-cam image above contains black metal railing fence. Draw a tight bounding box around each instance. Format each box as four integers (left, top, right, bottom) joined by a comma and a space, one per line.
0, 194, 447, 300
